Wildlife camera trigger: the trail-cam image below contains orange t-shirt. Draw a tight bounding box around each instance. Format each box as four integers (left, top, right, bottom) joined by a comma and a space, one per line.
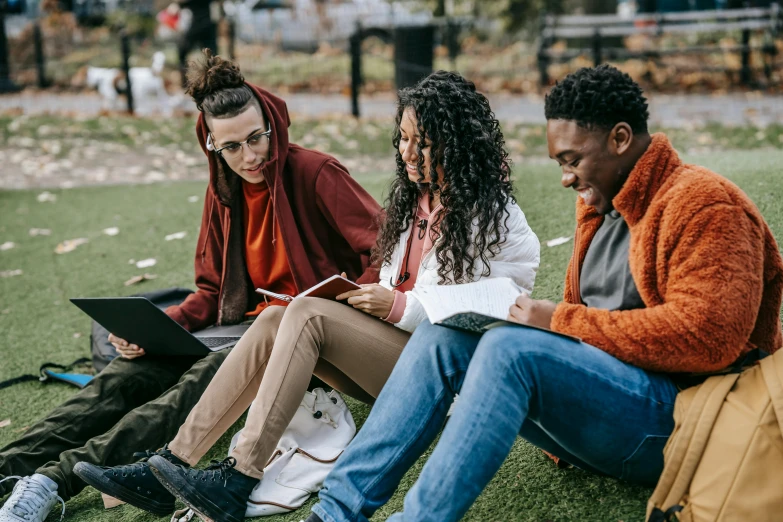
242, 179, 298, 316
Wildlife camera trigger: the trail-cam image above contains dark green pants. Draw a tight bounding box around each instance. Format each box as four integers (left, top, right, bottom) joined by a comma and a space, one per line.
0, 349, 230, 501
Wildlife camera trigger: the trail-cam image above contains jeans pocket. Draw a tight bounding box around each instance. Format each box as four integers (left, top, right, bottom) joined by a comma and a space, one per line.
620, 434, 669, 487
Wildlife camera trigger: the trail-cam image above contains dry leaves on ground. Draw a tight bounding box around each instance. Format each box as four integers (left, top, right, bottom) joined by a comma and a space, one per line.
165, 231, 187, 241
135, 258, 156, 269
55, 237, 89, 254
36, 191, 57, 203
546, 236, 572, 248
124, 273, 158, 286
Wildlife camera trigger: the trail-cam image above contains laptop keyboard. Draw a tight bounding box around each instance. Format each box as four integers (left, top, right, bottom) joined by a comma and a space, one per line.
199, 337, 240, 348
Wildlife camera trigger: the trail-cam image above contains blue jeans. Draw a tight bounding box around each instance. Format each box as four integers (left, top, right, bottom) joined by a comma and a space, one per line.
312, 321, 679, 522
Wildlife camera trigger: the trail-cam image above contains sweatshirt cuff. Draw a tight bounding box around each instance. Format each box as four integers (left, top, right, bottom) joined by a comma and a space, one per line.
384, 291, 407, 324
550, 302, 581, 337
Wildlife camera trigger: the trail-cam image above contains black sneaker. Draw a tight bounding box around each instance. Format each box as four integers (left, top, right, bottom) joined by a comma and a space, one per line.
148, 455, 257, 522
73, 445, 187, 516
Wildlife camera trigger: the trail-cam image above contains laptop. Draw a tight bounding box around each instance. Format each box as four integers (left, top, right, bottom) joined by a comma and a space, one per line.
71, 297, 250, 356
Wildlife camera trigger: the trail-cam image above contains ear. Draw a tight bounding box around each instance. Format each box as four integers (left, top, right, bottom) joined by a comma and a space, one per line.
608, 122, 633, 156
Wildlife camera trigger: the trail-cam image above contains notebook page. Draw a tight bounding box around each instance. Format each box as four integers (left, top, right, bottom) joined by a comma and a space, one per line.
411, 278, 525, 325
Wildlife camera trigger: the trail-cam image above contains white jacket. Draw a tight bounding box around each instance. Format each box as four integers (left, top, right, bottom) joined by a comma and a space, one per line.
379, 201, 540, 332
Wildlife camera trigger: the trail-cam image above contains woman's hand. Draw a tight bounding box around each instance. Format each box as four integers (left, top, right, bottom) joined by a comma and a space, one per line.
108, 333, 146, 359
507, 294, 558, 329
337, 284, 395, 319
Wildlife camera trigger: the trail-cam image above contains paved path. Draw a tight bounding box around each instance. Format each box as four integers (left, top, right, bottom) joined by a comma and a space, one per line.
1, 90, 782, 127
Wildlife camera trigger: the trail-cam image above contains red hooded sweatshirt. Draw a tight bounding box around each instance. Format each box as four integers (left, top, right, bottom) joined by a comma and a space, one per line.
166, 84, 382, 331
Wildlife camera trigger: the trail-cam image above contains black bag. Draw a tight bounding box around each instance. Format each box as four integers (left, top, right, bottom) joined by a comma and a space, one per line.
90, 287, 194, 372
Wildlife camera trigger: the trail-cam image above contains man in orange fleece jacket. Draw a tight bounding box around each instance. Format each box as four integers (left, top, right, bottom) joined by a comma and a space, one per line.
302, 65, 783, 522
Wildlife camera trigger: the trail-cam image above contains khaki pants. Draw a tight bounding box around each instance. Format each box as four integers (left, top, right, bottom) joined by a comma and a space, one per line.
168, 297, 411, 478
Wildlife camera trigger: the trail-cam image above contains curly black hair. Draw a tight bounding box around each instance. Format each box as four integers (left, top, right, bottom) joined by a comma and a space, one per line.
544, 64, 649, 134
373, 70, 515, 285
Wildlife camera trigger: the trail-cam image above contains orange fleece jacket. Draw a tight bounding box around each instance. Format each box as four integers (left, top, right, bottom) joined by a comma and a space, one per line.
551, 133, 783, 373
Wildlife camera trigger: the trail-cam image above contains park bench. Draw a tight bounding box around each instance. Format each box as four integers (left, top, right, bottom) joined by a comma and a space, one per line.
537, 4, 783, 86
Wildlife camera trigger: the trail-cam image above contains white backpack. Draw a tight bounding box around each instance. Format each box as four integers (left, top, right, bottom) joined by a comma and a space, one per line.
172, 387, 355, 521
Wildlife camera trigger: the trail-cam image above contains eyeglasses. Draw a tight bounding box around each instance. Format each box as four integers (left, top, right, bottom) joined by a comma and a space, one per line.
210, 125, 272, 160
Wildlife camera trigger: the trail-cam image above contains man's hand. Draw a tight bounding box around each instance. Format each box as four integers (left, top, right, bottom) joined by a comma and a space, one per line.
108, 333, 146, 359
508, 294, 558, 329
337, 284, 395, 319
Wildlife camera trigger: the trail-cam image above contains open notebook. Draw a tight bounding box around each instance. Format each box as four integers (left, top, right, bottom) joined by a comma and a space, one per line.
411, 277, 580, 342
256, 275, 360, 303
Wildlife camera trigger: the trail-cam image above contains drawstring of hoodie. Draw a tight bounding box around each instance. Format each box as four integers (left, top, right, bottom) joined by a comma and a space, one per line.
271, 178, 278, 250
201, 195, 215, 264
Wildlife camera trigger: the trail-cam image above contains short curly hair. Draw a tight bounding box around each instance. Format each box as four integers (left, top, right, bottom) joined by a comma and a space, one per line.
544, 64, 649, 134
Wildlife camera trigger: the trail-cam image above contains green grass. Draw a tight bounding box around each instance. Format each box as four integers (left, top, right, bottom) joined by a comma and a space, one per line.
1, 148, 783, 521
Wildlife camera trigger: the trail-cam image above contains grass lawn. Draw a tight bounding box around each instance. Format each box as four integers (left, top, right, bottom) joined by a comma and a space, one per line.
1, 148, 782, 521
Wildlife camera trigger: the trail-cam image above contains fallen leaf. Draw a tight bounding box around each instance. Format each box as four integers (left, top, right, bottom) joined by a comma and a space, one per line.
0, 242, 15, 251
145, 171, 166, 182
0, 269, 22, 278
29, 228, 51, 236
546, 236, 572, 248
187, 195, 199, 203
124, 273, 158, 286
136, 258, 157, 269
165, 231, 187, 241
103, 227, 120, 236
55, 238, 89, 254
0, 419, 10, 428
36, 191, 57, 203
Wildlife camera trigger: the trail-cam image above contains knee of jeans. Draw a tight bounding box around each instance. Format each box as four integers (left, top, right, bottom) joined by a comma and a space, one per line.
405, 320, 471, 371
475, 327, 557, 375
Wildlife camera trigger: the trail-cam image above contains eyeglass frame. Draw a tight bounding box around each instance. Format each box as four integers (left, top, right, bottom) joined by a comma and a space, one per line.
208, 123, 272, 159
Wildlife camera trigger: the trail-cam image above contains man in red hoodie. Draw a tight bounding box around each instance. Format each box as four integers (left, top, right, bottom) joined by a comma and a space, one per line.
0, 52, 381, 520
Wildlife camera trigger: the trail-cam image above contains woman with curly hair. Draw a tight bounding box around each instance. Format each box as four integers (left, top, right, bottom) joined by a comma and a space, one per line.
76, 70, 539, 522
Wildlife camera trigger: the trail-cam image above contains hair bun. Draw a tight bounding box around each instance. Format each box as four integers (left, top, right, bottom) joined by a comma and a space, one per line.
185, 49, 245, 110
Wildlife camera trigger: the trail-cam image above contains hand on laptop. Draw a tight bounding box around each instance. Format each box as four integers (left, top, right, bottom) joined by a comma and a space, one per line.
108, 333, 146, 359
507, 294, 557, 330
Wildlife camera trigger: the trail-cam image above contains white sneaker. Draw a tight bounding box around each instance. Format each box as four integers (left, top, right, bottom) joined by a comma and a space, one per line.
0, 474, 65, 522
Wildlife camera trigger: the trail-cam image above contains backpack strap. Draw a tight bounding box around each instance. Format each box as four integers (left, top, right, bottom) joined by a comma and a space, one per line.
647, 372, 739, 521
760, 349, 783, 434
0, 358, 92, 391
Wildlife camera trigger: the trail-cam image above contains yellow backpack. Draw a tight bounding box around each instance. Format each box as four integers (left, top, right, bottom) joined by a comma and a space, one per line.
647, 348, 783, 522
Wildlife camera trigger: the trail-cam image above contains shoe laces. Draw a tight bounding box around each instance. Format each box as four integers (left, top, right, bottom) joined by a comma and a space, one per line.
110, 444, 173, 479
0, 476, 65, 522
188, 457, 238, 487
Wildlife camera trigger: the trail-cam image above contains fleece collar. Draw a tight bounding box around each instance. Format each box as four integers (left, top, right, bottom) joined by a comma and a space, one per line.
575, 133, 681, 227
